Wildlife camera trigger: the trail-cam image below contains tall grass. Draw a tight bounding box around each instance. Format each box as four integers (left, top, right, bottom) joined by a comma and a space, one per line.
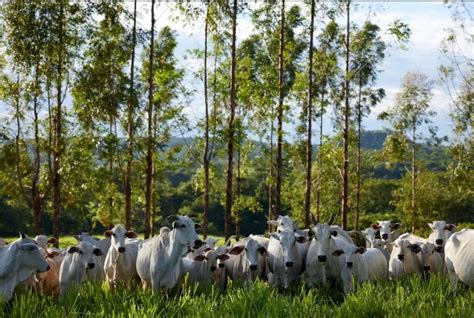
2, 275, 472, 317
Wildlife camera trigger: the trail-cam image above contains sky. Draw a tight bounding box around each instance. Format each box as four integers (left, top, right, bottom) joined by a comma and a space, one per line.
1, 2, 472, 141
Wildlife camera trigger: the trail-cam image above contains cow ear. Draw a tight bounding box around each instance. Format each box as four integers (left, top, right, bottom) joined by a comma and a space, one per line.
172, 222, 179, 229
47, 250, 60, 258
428, 223, 434, 230
332, 249, 344, 256
257, 246, 267, 255
125, 231, 137, 239
296, 236, 307, 244
194, 255, 207, 262
356, 247, 366, 254
408, 244, 421, 254
217, 254, 230, 260
93, 248, 103, 256
104, 230, 113, 238
390, 223, 401, 230
68, 246, 79, 254
47, 237, 57, 245
195, 224, 202, 230
203, 247, 213, 253
331, 231, 338, 237
228, 245, 245, 255
445, 224, 456, 231
370, 223, 380, 230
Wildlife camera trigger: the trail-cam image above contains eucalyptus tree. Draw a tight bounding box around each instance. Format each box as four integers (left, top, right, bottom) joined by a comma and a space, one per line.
379, 72, 435, 231
350, 21, 386, 229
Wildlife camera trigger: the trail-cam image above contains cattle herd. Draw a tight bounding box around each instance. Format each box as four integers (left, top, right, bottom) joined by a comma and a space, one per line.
0, 215, 473, 302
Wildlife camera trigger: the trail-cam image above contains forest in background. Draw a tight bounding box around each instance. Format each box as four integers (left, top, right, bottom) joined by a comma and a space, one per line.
0, 1, 472, 241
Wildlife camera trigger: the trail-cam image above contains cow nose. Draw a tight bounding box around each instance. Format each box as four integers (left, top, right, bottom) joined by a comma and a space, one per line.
210, 266, 216, 272
381, 233, 388, 240
194, 240, 204, 249
398, 254, 404, 261
423, 266, 430, 271
435, 239, 443, 245
249, 264, 258, 271
318, 255, 327, 263
285, 261, 294, 268
87, 263, 95, 269
118, 247, 126, 253
347, 262, 353, 269
218, 263, 225, 268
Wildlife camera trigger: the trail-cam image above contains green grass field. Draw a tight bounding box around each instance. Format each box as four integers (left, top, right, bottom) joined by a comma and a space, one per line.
2, 275, 472, 317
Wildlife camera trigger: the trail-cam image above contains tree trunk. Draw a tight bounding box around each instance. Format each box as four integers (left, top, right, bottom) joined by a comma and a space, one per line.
32, 61, 42, 235
275, 0, 286, 217
304, 0, 315, 228
355, 76, 362, 231
203, 3, 210, 239
125, 0, 137, 230
144, 0, 155, 239
268, 112, 274, 232
224, 0, 238, 241
108, 118, 114, 224
235, 140, 241, 240
341, 0, 350, 230
53, 4, 64, 245
412, 123, 416, 232
316, 90, 324, 221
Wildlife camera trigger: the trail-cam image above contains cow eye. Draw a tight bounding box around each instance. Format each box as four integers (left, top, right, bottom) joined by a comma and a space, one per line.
78, 250, 83, 254
180, 224, 186, 228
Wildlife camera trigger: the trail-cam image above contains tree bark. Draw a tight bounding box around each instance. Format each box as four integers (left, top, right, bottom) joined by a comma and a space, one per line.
32, 61, 42, 235
412, 123, 416, 232
316, 90, 325, 221
144, 0, 155, 239
203, 2, 210, 239
224, 0, 238, 241
275, 0, 286, 217
304, 0, 315, 228
268, 111, 274, 232
125, 0, 137, 230
53, 3, 64, 245
355, 76, 362, 231
341, 0, 350, 230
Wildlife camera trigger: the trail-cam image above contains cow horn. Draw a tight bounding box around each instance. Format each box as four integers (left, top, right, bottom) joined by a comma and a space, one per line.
166, 215, 179, 222
327, 213, 336, 225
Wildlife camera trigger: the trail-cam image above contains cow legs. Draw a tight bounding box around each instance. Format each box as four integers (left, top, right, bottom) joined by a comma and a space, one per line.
445, 257, 458, 288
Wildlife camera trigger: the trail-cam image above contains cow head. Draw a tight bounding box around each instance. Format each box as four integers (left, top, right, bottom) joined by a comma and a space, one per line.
67, 241, 103, 270
271, 230, 305, 268
332, 244, 366, 270
168, 215, 204, 249
215, 246, 229, 268
311, 214, 336, 263
393, 239, 420, 261
376, 221, 401, 241
268, 215, 295, 234
228, 236, 266, 271
420, 243, 436, 271
362, 227, 378, 243
428, 221, 456, 252
370, 239, 387, 249
34, 235, 57, 250
13, 237, 49, 273
104, 226, 137, 254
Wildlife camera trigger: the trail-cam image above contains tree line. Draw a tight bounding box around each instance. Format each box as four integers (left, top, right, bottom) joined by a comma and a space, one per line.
0, 1, 472, 242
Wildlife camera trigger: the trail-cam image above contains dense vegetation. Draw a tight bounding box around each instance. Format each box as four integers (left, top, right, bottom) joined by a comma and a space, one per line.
0, 1, 472, 242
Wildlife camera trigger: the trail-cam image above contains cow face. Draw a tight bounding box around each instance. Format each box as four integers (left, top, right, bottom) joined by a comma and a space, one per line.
268, 215, 295, 234
428, 221, 455, 252
420, 243, 436, 271
15, 239, 49, 273
332, 245, 365, 269
393, 239, 420, 261
370, 239, 386, 249
362, 227, 378, 243
377, 221, 392, 241
34, 235, 56, 250
104, 226, 137, 254
67, 241, 103, 270
171, 216, 203, 249
312, 223, 333, 263
215, 246, 229, 268
228, 237, 266, 271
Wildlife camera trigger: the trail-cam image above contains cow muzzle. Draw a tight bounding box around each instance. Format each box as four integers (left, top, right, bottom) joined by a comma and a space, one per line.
218, 263, 225, 268
435, 239, 443, 245
193, 240, 204, 249
381, 233, 389, 240
210, 266, 216, 272
318, 255, 327, 263
346, 262, 353, 269
118, 247, 126, 253
285, 261, 294, 268
87, 263, 95, 269
423, 266, 430, 271
249, 264, 258, 271
397, 254, 404, 261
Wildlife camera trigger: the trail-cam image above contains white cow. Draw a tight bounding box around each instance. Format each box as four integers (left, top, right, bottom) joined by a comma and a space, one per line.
103, 226, 140, 290
225, 235, 267, 284
34, 235, 57, 250
428, 221, 456, 253
362, 227, 378, 248
0, 233, 49, 302
332, 244, 369, 293
268, 215, 313, 240
76, 232, 110, 281
371, 221, 402, 248
266, 230, 308, 289
389, 239, 422, 279
136, 215, 203, 292
362, 246, 388, 281
419, 243, 443, 278
183, 246, 229, 289
370, 239, 391, 263
444, 229, 474, 287
59, 241, 104, 295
